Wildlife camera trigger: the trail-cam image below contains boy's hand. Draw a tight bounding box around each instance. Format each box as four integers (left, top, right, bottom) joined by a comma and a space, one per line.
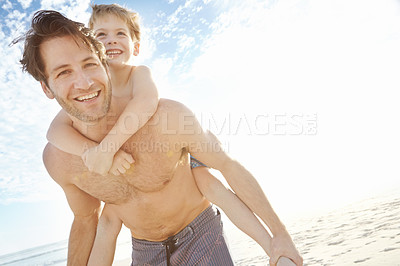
109, 150, 135, 176
269, 230, 303, 266
82, 145, 115, 175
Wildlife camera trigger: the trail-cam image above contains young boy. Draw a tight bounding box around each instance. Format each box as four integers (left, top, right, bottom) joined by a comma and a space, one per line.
47, 3, 275, 260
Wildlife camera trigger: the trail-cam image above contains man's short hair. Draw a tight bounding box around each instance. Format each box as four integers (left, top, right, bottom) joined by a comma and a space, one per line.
89, 4, 141, 43
15, 10, 107, 85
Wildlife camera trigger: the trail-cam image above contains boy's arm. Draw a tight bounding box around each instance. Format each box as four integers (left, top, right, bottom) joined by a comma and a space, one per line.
88, 204, 122, 266
84, 66, 158, 175
43, 144, 101, 265
47, 110, 97, 156
100, 65, 159, 154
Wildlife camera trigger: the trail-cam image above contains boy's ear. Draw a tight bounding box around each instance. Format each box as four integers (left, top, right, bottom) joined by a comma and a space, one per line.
40, 81, 55, 99
133, 42, 140, 56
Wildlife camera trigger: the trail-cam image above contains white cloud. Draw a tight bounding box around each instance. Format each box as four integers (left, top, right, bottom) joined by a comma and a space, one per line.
40, 0, 91, 23
167, 6, 182, 27
4, 10, 27, 36
184, 0, 195, 8
17, 0, 32, 9
177, 34, 195, 52
157, 10, 166, 18
40, 0, 67, 8
2, 0, 12, 10
159, 0, 204, 39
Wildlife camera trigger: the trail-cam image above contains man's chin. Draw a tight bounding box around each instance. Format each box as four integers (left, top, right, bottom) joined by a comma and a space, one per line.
55, 89, 111, 123
75, 111, 108, 123
63, 107, 109, 123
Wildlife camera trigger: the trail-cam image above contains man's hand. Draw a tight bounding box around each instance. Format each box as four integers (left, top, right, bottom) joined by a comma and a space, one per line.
269, 230, 303, 266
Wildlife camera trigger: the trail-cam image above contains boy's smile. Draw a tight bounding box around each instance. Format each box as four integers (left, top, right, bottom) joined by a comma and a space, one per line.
106, 49, 123, 59
92, 14, 138, 66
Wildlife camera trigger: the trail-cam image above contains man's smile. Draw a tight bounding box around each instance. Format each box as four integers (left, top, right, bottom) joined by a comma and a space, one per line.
74, 91, 100, 102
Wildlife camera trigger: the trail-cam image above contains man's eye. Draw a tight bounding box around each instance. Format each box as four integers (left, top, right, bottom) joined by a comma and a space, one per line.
57, 70, 70, 78
85, 63, 98, 68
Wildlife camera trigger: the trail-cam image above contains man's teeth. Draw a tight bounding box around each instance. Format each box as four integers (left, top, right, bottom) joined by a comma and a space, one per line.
76, 92, 99, 101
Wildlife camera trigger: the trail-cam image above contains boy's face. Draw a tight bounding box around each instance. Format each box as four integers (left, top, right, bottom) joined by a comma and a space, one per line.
92, 14, 139, 67
40, 35, 112, 122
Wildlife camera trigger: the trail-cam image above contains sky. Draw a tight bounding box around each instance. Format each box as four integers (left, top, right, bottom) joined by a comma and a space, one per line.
1, 0, 400, 256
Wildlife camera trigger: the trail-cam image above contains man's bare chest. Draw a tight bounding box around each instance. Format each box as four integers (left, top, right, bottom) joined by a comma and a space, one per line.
72, 145, 186, 204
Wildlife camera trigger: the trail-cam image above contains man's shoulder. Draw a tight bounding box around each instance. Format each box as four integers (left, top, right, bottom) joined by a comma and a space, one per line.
43, 142, 62, 163
43, 143, 75, 186
153, 99, 203, 140
157, 98, 192, 114
153, 99, 196, 130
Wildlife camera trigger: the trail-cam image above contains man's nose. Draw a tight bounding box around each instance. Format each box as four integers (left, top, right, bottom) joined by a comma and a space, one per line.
73, 70, 94, 90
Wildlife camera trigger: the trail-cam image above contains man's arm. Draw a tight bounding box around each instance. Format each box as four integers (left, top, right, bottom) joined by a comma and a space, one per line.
88, 204, 122, 266
43, 144, 101, 266
171, 104, 302, 266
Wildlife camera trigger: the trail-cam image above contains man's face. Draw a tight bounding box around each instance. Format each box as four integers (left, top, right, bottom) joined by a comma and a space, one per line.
40, 35, 112, 122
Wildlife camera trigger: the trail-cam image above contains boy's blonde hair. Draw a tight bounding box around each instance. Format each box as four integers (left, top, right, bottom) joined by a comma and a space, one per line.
89, 4, 141, 43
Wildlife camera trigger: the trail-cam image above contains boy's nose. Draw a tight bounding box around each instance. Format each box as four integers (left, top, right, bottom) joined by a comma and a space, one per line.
107, 38, 117, 45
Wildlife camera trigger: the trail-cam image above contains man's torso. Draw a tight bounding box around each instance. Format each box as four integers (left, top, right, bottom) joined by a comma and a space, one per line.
44, 99, 209, 241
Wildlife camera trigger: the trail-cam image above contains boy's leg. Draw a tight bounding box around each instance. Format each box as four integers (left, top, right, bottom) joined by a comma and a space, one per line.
190, 155, 225, 204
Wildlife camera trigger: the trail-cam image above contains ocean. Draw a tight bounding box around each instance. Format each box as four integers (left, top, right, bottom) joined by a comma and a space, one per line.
1, 190, 399, 266
0, 240, 68, 266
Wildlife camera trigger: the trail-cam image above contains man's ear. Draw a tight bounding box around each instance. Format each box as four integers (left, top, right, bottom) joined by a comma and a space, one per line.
40, 81, 54, 99
133, 42, 140, 56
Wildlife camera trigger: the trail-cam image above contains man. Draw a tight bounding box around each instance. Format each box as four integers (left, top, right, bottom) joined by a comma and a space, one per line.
18, 10, 302, 266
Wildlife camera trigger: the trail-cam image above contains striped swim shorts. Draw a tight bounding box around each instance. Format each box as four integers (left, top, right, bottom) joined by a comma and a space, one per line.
130, 205, 234, 266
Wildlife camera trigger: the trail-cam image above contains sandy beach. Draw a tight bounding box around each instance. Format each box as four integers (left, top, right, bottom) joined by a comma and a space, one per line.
291, 190, 400, 265
1, 189, 398, 265
112, 189, 400, 265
